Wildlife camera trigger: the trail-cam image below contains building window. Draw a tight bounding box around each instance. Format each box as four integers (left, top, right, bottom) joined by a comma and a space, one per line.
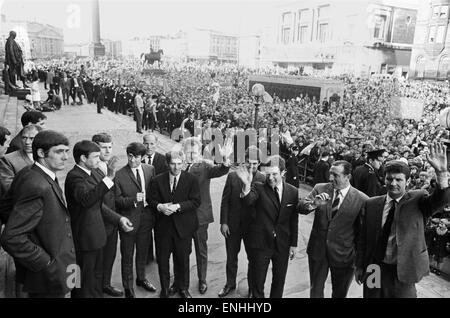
317, 5, 330, 19
373, 15, 387, 40
297, 9, 311, 43
429, 25, 437, 43
318, 23, 328, 43
437, 25, 447, 43
281, 12, 293, 44
432, 5, 448, 19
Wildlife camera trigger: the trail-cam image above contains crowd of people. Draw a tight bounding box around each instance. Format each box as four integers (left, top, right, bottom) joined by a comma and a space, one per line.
1, 52, 450, 298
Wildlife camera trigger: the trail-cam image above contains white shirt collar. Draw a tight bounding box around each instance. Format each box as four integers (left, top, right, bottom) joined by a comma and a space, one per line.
386, 193, 404, 204
76, 164, 91, 176
35, 161, 56, 181
98, 161, 107, 174
335, 184, 351, 199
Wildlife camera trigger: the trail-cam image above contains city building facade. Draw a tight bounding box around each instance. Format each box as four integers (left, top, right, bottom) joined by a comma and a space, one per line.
262, 0, 418, 77
409, 0, 450, 79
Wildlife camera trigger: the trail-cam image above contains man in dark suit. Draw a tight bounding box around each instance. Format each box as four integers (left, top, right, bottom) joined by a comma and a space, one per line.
356, 143, 450, 298
115, 142, 157, 298
286, 145, 300, 187
352, 149, 385, 197
65, 140, 130, 298
236, 155, 299, 298
92, 133, 131, 297
142, 133, 168, 263
149, 150, 201, 298
219, 146, 266, 298
183, 137, 232, 295
312, 151, 330, 186
299, 160, 368, 298
0, 131, 75, 298
0, 124, 42, 193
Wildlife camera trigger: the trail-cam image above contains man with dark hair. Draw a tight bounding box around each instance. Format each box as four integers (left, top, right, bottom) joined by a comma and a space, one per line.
65, 140, 126, 298
356, 143, 450, 298
352, 149, 385, 197
219, 146, 266, 298
0, 124, 43, 194
236, 155, 299, 298
150, 150, 201, 298
299, 160, 368, 298
0, 130, 75, 298
7, 111, 47, 154
115, 142, 156, 297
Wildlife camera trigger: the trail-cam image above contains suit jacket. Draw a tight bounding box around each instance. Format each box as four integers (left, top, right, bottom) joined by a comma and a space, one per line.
65, 165, 117, 251
299, 183, 368, 267
114, 164, 154, 234
150, 171, 201, 239
356, 187, 450, 284
92, 168, 122, 236
242, 181, 299, 252
5, 130, 23, 154
0, 149, 34, 193
0, 164, 75, 294
142, 152, 168, 176
352, 163, 382, 197
220, 170, 266, 235
188, 160, 229, 225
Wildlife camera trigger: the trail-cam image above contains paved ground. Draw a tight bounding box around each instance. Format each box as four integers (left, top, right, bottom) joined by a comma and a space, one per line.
37, 84, 450, 298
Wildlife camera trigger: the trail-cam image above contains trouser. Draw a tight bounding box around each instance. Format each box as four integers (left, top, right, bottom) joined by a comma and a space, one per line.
363, 262, 417, 298
224, 224, 252, 289
0, 248, 16, 298
97, 100, 104, 114
146, 230, 155, 264
102, 228, 118, 288
72, 249, 103, 298
193, 224, 209, 284
142, 110, 150, 130
308, 255, 354, 298
155, 222, 191, 291
249, 246, 289, 298
54, 84, 60, 95
62, 89, 70, 105
119, 210, 153, 289
135, 111, 143, 133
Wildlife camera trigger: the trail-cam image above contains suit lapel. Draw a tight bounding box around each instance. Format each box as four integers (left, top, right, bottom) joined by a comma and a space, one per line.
325, 184, 334, 220
142, 165, 151, 188
332, 186, 354, 219
264, 183, 280, 220
32, 164, 67, 208
126, 165, 141, 190
20, 150, 33, 165
374, 196, 387, 239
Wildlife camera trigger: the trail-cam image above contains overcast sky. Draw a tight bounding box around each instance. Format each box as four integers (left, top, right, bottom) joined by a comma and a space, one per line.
0, 0, 423, 43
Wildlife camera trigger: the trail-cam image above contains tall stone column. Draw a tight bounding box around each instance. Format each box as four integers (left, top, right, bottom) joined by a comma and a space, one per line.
89, 0, 105, 58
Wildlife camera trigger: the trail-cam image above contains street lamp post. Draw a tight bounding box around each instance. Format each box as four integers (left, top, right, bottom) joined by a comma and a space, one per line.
251, 83, 265, 130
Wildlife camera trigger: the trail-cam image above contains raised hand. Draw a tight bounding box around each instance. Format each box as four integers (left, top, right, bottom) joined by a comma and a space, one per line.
236, 165, 252, 187
218, 137, 234, 161
426, 142, 448, 173
106, 155, 120, 179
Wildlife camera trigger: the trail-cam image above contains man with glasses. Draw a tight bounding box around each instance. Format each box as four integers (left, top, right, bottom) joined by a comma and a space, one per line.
353, 149, 386, 197
114, 142, 156, 298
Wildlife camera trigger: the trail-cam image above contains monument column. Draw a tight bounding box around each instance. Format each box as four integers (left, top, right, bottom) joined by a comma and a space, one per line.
89, 0, 105, 57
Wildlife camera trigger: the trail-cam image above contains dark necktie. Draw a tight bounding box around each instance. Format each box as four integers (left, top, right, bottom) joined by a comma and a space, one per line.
376, 200, 397, 262
273, 186, 280, 203
171, 176, 177, 196
54, 177, 66, 205
331, 190, 341, 219
186, 163, 191, 172
135, 169, 142, 190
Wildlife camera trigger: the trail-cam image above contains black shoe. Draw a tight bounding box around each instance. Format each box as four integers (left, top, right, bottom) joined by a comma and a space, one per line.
103, 285, 124, 297
124, 288, 135, 298
199, 282, 208, 294
178, 289, 192, 298
136, 279, 157, 292
168, 284, 178, 296
218, 285, 235, 298
248, 290, 254, 298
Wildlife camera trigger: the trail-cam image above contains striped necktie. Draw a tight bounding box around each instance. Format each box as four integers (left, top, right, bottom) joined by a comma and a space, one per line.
331, 190, 341, 218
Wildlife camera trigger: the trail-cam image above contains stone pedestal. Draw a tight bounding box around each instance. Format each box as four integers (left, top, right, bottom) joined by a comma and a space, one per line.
89, 42, 105, 58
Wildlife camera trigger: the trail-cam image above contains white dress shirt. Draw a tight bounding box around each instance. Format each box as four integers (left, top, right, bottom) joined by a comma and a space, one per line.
132, 165, 147, 207
332, 184, 350, 210
76, 164, 114, 189
35, 161, 56, 181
